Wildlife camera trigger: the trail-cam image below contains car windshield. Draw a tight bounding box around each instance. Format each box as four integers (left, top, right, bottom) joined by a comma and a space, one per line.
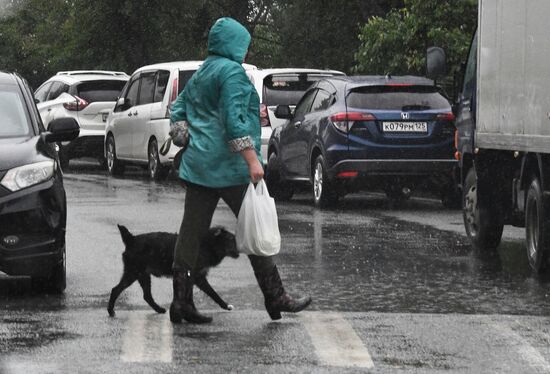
0, 88, 31, 138
347, 85, 450, 111
263, 73, 337, 106
76, 80, 127, 103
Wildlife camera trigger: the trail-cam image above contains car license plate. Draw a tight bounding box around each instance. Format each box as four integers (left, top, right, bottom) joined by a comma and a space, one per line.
102, 113, 108, 122
382, 122, 427, 133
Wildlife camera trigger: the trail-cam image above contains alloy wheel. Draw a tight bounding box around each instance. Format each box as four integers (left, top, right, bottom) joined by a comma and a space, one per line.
464, 183, 478, 238
314, 162, 323, 202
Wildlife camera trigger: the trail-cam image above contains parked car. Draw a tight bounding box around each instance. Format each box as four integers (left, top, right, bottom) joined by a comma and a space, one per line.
266, 75, 459, 208
34, 70, 129, 169
105, 61, 257, 180
0, 71, 80, 293
247, 68, 345, 164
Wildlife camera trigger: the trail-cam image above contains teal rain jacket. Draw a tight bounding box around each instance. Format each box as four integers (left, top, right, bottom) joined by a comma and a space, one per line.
170, 17, 261, 188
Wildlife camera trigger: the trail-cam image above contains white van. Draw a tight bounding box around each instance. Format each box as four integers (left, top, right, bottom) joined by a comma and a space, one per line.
104, 61, 257, 180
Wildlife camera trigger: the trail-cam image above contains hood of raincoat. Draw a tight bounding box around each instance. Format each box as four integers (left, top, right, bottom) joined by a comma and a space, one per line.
207, 17, 251, 64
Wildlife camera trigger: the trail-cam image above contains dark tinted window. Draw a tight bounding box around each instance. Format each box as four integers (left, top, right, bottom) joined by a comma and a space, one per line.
263, 73, 336, 106
138, 73, 156, 105
178, 70, 196, 94
347, 85, 450, 111
154, 70, 170, 102
463, 30, 478, 99
47, 81, 68, 101
293, 89, 317, 119
0, 88, 31, 138
35, 82, 52, 103
76, 80, 127, 103
124, 77, 140, 108
311, 89, 333, 112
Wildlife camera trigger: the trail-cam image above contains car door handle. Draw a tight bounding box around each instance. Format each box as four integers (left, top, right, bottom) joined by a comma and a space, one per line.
133, 111, 138, 116
294, 121, 302, 128
47, 108, 52, 112
128, 112, 133, 117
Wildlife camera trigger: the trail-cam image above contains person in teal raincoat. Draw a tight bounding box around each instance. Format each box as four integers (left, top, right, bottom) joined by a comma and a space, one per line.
169, 17, 311, 324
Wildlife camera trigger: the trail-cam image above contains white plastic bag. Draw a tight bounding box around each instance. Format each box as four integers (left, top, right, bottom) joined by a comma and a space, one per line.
236, 180, 281, 256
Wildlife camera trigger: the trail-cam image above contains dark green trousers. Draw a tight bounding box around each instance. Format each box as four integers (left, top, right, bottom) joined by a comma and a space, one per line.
173, 181, 247, 270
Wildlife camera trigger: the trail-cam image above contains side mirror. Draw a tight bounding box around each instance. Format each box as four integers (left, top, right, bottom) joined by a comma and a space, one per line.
44, 118, 80, 143
274, 105, 293, 119
117, 97, 125, 107
427, 47, 447, 79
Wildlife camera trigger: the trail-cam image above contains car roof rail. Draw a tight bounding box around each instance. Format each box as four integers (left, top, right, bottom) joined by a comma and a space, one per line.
56, 70, 129, 77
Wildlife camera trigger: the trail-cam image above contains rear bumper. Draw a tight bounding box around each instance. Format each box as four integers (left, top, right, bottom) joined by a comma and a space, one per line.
330, 159, 457, 177
63, 134, 104, 158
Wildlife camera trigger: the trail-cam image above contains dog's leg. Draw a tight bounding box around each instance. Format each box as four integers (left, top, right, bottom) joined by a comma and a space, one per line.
195, 275, 233, 311
138, 274, 166, 314
108, 273, 138, 317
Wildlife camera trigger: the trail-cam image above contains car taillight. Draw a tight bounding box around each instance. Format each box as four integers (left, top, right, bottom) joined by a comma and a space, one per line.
329, 112, 376, 133
63, 96, 89, 111
166, 78, 179, 118
436, 112, 455, 121
260, 103, 270, 127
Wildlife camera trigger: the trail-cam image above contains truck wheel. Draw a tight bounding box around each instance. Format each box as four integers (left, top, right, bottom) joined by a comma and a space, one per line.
313, 155, 339, 208
525, 177, 550, 273
266, 152, 293, 201
463, 167, 503, 251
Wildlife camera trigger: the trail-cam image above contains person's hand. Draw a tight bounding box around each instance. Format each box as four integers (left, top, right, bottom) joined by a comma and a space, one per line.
248, 158, 264, 183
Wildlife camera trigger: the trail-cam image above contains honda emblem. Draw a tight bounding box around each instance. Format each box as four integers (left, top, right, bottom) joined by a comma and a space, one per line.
401, 112, 410, 120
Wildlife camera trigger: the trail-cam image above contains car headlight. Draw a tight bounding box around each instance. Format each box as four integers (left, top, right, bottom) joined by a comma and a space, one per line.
1, 160, 55, 192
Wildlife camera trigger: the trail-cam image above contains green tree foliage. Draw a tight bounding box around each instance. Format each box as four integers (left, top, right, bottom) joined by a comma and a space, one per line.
354, 0, 477, 86
0, 0, 475, 90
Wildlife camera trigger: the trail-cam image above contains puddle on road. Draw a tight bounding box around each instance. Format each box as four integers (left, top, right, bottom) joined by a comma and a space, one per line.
274, 202, 550, 316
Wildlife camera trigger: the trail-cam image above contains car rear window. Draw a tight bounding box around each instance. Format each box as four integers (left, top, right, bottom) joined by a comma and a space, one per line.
0, 89, 31, 138
262, 73, 337, 106
76, 80, 127, 103
178, 70, 196, 94
347, 85, 450, 111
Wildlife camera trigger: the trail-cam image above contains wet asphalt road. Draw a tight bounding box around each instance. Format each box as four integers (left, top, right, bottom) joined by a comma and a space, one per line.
2, 161, 550, 373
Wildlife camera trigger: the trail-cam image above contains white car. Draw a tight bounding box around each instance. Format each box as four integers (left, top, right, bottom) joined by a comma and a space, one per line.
104, 61, 257, 180
34, 71, 129, 169
247, 68, 345, 164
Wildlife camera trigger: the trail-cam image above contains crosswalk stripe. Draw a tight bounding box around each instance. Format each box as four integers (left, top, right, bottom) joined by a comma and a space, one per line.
302, 311, 374, 368
491, 320, 550, 372
120, 313, 173, 363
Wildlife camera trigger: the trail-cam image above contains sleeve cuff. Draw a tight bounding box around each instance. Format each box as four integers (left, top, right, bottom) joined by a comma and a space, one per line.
228, 136, 254, 152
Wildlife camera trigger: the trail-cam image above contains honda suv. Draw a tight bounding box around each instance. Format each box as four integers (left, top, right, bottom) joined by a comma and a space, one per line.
34, 70, 129, 169
266, 75, 458, 207
0, 71, 80, 293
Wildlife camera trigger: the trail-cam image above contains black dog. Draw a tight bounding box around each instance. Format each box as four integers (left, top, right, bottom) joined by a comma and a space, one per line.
107, 225, 239, 317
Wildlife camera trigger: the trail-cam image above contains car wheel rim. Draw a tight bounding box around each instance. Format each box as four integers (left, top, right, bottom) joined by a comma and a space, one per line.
526, 196, 540, 261
149, 143, 158, 178
464, 184, 479, 237
314, 163, 323, 201
107, 140, 115, 170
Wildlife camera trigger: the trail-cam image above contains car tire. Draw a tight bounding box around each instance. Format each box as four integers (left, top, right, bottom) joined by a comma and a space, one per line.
313, 155, 339, 208
32, 250, 66, 294
106, 135, 125, 176
266, 152, 293, 201
525, 176, 550, 273
57, 143, 70, 171
148, 139, 169, 181
463, 167, 503, 251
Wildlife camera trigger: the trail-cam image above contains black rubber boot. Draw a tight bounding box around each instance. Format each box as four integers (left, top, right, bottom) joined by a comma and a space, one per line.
249, 255, 312, 320
170, 269, 212, 324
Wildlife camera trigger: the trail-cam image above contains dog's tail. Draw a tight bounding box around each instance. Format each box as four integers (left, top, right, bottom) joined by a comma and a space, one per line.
117, 224, 134, 247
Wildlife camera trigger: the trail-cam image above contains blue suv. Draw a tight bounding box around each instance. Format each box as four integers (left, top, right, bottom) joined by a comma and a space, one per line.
266, 75, 458, 207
